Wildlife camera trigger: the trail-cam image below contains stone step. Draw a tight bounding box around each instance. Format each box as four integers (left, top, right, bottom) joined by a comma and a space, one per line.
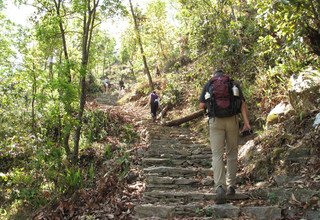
149, 130, 198, 137
250, 187, 320, 203
144, 147, 211, 158
95, 97, 117, 105
149, 141, 208, 148
135, 203, 281, 219
142, 156, 212, 168
145, 176, 214, 190
133, 123, 283, 219
134, 204, 208, 219
143, 166, 213, 178
149, 140, 205, 147
143, 190, 249, 204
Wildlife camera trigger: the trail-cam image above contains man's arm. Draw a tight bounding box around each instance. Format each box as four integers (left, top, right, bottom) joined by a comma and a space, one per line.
199, 81, 210, 110
240, 101, 251, 132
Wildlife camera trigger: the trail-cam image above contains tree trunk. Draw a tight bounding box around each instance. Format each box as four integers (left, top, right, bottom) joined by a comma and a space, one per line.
31, 63, 37, 136
129, 60, 134, 76
73, 73, 86, 163
158, 103, 172, 119
54, 0, 71, 82
103, 56, 106, 75
54, 0, 72, 158
164, 110, 205, 127
129, 0, 154, 91
72, 0, 98, 164
49, 56, 53, 79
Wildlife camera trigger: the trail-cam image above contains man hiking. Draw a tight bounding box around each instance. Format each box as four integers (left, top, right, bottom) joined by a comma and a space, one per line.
119, 79, 125, 90
103, 77, 110, 92
149, 90, 160, 122
199, 69, 251, 204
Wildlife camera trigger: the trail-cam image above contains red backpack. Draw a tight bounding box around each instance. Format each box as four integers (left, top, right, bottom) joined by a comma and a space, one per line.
207, 74, 241, 117
212, 75, 231, 109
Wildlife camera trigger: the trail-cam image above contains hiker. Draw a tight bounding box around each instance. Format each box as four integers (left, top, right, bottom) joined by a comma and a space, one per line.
149, 91, 160, 122
103, 77, 110, 92
155, 66, 161, 77
119, 79, 125, 90
199, 69, 251, 204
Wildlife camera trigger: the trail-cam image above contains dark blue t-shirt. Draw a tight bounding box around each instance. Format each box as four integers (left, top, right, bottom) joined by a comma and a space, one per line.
150, 92, 159, 103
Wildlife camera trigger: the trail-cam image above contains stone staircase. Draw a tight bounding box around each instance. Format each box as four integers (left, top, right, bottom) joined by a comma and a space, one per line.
94, 92, 319, 219
133, 124, 268, 220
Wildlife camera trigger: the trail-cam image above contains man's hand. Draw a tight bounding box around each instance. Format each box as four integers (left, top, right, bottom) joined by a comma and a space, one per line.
241, 123, 251, 132
199, 102, 206, 109
240, 101, 251, 132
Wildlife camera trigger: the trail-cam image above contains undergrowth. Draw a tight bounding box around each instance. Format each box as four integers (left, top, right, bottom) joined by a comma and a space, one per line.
0, 108, 139, 219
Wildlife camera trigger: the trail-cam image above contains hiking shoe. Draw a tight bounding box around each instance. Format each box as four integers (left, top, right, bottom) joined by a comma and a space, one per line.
215, 186, 226, 204
226, 186, 236, 196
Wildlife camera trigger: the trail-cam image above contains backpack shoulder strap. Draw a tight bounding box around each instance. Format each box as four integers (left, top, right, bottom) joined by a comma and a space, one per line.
205, 78, 214, 91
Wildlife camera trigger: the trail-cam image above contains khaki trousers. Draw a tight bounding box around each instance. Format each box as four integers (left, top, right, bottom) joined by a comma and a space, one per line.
209, 116, 239, 190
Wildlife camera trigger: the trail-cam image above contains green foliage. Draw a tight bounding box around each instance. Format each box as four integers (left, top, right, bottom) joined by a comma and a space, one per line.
204, 206, 214, 217
2, 167, 48, 209
65, 166, 83, 191
195, 207, 216, 217
120, 0, 179, 72
86, 73, 103, 94
119, 28, 137, 66
0, 1, 133, 218
88, 163, 95, 182
0, 172, 8, 182
104, 144, 113, 159
100, 0, 128, 18
195, 207, 203, 215
143, 0, 177, 67
161, 80, 183, 106
175, 0, 320, 125
121, 124, 139, 143
0, 14, 17, 71
82, 109, 139, 144
136, 80, 152, 96
90, 31, 117, 77
83, 110, 108, 143
267, 192, 279, 204
9, 168, 33, 185
177, 0, 260, 76
271, 147, 286, 164
252, 66, 288, 115
116, 151, 130, 179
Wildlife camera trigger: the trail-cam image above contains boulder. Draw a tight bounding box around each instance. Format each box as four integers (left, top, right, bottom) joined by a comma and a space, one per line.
266, 101, 294, 126
288, 67, 320, 114
238, 140, 256, 164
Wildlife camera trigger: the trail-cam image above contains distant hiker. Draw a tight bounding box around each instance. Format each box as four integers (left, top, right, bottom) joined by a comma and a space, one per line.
155, 66, 161, 77
119, 79, 125, 90
150, 91, 160, 122
103, 77, 110, 92
199, 69, 251, 204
